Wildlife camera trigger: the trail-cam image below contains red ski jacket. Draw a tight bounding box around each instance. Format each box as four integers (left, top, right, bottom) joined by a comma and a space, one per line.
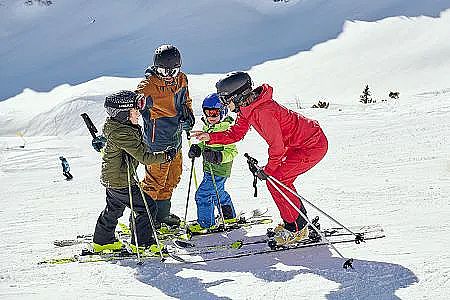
208, 84, 323, 174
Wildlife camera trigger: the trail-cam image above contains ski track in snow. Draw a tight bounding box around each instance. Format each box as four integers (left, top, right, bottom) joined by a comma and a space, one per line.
0, 91, 449, 299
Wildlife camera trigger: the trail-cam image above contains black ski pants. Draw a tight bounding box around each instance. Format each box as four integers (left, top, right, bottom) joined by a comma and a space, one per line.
93, 185, 157, 246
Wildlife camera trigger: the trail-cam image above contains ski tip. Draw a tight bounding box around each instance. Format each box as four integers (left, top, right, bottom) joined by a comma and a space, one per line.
173, 239, 195, 248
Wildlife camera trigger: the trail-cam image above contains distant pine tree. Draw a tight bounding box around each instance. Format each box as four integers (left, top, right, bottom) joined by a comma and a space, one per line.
359, 85, 373, 104
24, 0, 52, 6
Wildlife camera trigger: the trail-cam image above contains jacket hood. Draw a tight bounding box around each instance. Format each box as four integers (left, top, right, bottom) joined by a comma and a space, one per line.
240, 84, 273, 117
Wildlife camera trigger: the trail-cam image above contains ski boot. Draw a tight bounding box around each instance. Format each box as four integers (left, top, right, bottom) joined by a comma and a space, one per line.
156, 200, 181, 227
267, 214, 309, 249
127, 242, 166, 256
187, 222, 217, 235
85, 240, 124, 255
160, 213, 181, 227
157, 223, 181, 237
273, 224, 309, 246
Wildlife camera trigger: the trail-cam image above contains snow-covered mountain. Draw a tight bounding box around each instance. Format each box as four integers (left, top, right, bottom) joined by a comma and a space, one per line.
1, 0, 450, 299
1, 0, 450, 101
1, 1, 450, 136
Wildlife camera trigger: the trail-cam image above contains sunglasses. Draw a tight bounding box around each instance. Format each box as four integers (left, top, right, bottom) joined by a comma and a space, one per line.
156, 67, 180, 78
204, 108, 220, 117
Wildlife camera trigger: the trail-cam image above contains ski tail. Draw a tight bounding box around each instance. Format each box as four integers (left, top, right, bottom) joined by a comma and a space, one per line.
81, 113, 98, 139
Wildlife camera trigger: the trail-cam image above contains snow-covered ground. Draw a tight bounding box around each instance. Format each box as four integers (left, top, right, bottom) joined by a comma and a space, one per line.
1, 0, 450, 299
0, 90, 449, 299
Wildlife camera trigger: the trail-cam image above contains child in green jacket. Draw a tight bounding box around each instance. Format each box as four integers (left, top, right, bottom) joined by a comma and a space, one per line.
187, 93, 238, 232
91, 90, 176, 253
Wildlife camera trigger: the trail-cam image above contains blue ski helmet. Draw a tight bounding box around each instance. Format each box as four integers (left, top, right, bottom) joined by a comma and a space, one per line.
202, 93, 228, 119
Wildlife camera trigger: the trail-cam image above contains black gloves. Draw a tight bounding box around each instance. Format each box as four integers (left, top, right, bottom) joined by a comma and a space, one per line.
164, 146, 177, 161
181, 120, 193, 132
92, 135, 106, 152
188, 144, 202, 159
188, 144, 222, 164
203, 149, 223, 165
181, 105, 195, 131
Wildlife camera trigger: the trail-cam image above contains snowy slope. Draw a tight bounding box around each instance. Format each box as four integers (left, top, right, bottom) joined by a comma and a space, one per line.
0, 90, 449, 299
1, 0, 450, 299
1, 7, 450, 136
1, 0, 450, 100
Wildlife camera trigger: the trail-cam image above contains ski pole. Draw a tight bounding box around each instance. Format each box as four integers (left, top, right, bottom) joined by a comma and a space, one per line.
130, 163, 166, 262
268, 175, 363, 242
188, 139, 199, 189
266, 177, 353, 269
125, 156, 142, 263
183, 157, 196, 230
208, 164, 226, 228
244, 153, 363, 242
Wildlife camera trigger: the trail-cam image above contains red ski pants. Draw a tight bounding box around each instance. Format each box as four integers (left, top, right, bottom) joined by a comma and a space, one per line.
266, 131, 328, 223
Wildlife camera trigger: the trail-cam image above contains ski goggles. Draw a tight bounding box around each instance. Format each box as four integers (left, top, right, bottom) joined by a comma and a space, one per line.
156, 66, 180, 78
203, 108, 221, 117
218, 93, 232, 106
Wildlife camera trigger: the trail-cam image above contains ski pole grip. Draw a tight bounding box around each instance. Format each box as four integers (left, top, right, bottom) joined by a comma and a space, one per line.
244, 153, 259, 167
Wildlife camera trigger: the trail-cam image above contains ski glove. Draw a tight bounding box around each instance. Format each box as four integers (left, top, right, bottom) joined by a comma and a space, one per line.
181, 121, 193, 132
181, 106, 195, 132
203, 149, 223, 165
92, 135, 106, 152
164, 146, 177, 162
188, 144, 202, 159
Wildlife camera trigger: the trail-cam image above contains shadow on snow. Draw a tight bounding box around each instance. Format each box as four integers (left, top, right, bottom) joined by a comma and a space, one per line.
123, 231, 418, 300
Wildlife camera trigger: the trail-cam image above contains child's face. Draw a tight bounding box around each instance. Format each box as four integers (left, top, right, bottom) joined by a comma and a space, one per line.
207, 115, 220, 125
129, 108, 141, 125
204, 109, 221, 125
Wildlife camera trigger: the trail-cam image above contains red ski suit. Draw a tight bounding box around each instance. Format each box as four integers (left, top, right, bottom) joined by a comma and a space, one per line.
208, 84, 328, 223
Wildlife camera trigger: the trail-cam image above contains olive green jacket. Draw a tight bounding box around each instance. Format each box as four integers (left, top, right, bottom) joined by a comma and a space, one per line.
100, 118, 166, 188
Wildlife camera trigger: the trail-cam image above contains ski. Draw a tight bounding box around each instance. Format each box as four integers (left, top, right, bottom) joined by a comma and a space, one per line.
53, 211, 273, 247
167, 229, 385, 264
186, 217, 273, 237
53, 223, 132, 247
52, 223, 181, 248
39, 243, 169, 265
81, 113, 98, 139
39, 250, 167, 265
170, 224, 384, 256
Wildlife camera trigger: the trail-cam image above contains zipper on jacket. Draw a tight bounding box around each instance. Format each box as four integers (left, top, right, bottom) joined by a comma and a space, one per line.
152, 119, 156, 143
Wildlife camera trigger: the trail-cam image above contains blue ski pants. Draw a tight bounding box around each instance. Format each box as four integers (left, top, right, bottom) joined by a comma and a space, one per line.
195, 172, 235, 228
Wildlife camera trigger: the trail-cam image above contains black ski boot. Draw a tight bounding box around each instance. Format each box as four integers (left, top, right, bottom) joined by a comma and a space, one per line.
221, 205, 237, 223
156, 200, 181, 227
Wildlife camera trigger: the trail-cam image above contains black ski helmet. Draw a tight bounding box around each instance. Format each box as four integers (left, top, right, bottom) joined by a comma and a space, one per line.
104, 90, 139, 123
153, 44, 181, 69
215, 72, 253, 109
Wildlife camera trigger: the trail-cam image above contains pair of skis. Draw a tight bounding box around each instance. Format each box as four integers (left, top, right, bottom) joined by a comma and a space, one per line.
41, 221, 384, 265
41, 209, 273, 264
51, 208, 272, 248
166, 223, 385, 264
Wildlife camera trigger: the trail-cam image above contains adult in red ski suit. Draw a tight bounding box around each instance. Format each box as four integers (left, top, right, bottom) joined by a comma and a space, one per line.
192, 72, 328, 231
